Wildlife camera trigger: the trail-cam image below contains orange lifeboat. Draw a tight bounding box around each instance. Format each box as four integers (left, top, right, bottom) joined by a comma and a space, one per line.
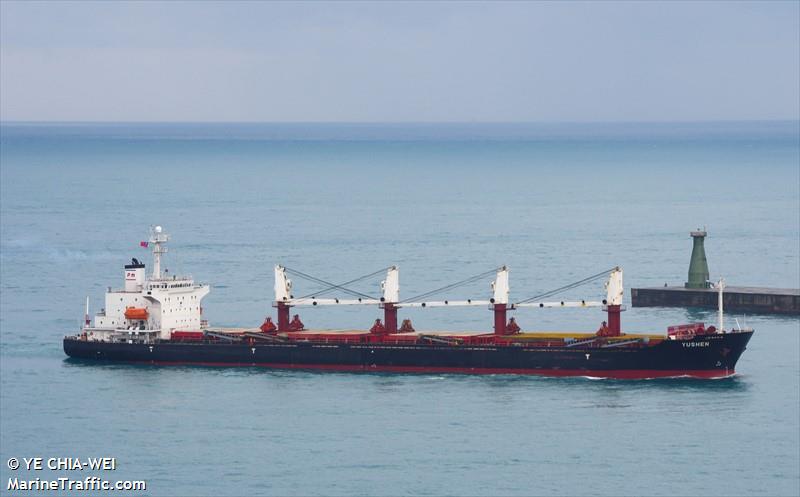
124, 307, 149, 320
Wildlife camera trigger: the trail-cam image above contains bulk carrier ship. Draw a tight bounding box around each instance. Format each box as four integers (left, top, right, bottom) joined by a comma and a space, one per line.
63, 227, 754, 379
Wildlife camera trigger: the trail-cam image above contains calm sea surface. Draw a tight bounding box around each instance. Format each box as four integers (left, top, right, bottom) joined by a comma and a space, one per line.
1, 122, 798, 496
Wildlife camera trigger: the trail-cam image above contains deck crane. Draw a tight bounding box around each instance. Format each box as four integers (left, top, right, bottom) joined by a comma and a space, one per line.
271, 265, 625, 336
512, 267, 624, 336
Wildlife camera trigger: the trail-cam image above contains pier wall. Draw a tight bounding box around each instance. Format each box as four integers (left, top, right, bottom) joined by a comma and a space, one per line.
631, 286, 799, 315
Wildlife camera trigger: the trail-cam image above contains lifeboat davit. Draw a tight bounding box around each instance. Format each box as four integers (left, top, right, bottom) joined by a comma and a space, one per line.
124, 307, 149, 320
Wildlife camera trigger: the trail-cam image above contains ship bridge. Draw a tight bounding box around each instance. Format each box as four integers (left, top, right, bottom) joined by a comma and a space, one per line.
83, 226, 210, 343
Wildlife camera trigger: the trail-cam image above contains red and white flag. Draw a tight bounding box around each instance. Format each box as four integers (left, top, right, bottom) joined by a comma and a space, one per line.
140, 241, 149, 248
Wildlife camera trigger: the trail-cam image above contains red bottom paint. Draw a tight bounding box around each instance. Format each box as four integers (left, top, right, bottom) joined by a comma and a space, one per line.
134, 361, 735, 379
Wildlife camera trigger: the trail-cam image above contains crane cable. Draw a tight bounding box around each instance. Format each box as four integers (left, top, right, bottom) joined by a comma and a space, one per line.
284, 266, 393, 300
400, 266, 505, 304
513, 266, 618, 305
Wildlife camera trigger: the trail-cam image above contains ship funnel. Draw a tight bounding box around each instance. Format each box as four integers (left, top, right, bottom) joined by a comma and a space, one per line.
686, 228, 711, 289
124, 258, 146, 292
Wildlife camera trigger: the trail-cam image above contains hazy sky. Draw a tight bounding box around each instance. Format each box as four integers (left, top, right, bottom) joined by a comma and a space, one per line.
1, 1, 798, 122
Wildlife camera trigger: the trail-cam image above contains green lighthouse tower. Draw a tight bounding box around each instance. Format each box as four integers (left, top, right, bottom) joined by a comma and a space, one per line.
685, 228, 711, 289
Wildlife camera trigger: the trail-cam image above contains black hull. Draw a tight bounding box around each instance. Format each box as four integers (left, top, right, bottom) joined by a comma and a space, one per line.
63, 331, 753, 379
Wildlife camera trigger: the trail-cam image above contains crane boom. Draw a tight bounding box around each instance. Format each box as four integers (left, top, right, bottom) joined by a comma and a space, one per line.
285, 298, 382, 306
398, 300, 492, 308
513, 300, 604, 308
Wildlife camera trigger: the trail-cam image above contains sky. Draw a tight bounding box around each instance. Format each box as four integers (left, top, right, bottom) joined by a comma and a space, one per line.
1, 1, 798, 123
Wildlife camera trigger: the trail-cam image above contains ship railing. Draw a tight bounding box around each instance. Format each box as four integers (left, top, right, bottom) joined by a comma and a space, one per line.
149, 274, 194, 282
83, 326, 119, 332
114, 328, 160, 334
600, 338, 643, 348
109, 288, 143, 294
204, 330, 244, 342
418, 334, 465, 345
564, 337, 599, 348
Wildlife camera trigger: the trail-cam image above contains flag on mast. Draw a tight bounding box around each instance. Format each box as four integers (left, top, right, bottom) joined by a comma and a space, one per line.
140, 241, 149, 248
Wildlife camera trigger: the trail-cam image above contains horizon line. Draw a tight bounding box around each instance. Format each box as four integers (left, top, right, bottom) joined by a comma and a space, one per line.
2, 119, 799, 126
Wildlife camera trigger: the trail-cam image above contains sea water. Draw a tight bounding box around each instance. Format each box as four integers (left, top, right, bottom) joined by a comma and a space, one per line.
1, 121, 798, 496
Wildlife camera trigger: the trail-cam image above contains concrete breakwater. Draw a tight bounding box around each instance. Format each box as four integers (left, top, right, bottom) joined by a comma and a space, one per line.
631, 286, 799, 315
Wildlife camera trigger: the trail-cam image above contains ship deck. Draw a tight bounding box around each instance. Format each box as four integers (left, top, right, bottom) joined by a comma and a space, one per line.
205, 327, 666, 341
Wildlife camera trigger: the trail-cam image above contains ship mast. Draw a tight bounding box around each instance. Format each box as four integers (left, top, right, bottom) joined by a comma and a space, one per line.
84, 296, 90, 329
150, 226, 169, 280
491, 266, 510, 335
381, 266, 400, 333
716, 277, 725, 332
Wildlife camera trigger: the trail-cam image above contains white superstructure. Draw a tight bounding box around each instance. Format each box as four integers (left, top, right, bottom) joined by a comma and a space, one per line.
82, 226, 210, 343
